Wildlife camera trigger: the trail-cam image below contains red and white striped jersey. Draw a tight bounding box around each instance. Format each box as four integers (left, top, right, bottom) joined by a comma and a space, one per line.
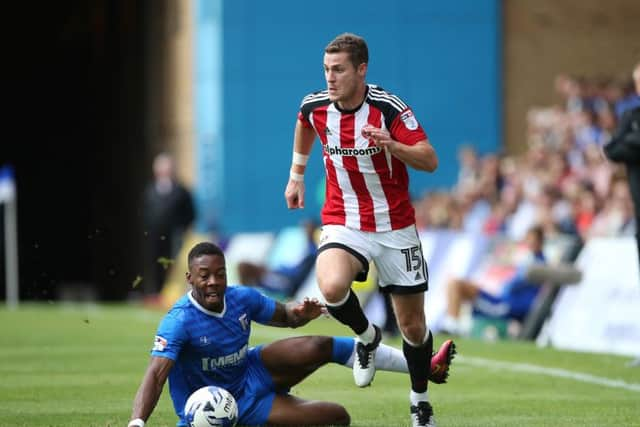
298, 84, 428, 232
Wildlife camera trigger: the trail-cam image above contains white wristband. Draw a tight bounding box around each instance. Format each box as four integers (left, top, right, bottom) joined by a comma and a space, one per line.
292, 152, 309, 166
289, 171, 304, 182
128, 419, 145, 427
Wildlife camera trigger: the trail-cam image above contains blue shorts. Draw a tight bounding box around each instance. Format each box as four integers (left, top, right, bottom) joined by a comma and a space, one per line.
174, 346, 280, 427
235, 345, 284, 426
472, 289, 535, 322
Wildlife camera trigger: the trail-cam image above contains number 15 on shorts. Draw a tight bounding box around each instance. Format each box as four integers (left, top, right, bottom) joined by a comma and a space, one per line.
401, 246, 423, 272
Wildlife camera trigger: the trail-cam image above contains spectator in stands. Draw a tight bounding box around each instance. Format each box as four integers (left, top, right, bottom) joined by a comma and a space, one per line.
142, 153, 195, 299
415, 71, 635, 249
596, 103, 617, 138
454, 144, 480, 196
535, 184, 575, 236
580, 144, 613, 200
482, 199, 508, 236
588, 177, 635, 239
554, 73, 585, 114
237, 220, 318, 300
573, 184, 598, 242
440, 225, 546, 337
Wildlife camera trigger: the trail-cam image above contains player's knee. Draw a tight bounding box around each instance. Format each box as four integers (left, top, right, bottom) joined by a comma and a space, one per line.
305, 336, 333, 357
317, 255, 360, 303
318, 279, 350, 303
396, 310, 425, 333
399, 323, 427, 345
332, 406, 351, 425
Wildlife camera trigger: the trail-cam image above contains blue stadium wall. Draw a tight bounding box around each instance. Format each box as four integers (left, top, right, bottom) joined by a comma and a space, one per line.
194, 0, 501, 234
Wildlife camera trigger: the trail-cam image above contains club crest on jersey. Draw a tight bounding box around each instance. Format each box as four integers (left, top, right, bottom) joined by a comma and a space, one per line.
325, 127, 333, 136
153, 335, 168, 352
400, 110, 418, 130
199, 336, 210, 345
238, 313, 249, 331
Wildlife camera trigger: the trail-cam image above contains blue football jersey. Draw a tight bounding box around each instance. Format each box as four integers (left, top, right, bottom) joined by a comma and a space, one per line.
150, 286, 276, 423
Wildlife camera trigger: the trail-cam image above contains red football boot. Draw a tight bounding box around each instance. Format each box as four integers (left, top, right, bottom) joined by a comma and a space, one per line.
429, 339, 456, 384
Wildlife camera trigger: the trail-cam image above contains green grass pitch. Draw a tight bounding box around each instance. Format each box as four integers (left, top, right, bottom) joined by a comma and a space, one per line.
1, 304, 639, 426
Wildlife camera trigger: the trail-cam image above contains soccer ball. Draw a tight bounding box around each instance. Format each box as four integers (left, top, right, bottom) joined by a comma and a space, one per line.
184, 385, 239, 427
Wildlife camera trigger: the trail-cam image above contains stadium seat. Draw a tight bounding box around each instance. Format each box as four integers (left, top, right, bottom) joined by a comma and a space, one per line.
517, 263, 582, 340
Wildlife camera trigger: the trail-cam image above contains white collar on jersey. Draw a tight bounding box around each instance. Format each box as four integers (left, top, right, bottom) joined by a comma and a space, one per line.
188, 290, 227, 318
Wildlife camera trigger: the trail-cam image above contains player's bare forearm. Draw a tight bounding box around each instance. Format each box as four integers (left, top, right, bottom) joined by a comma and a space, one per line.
363, 125, 437, 172
285, 121, 317, 209
130, 380, 161, 423
293, 120, 316, 155
387, 139, 438, 172
130, 357, 173, 423
269, 299, 324, 328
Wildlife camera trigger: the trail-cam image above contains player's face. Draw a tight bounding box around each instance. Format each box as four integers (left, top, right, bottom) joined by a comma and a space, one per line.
323, 52, 367, 107
187, 254, 227, 312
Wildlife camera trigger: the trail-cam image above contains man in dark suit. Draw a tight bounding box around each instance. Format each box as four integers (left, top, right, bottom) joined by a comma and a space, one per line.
604, 63, 640, 270
604, 63, 640, 367
143, 153, 195, 297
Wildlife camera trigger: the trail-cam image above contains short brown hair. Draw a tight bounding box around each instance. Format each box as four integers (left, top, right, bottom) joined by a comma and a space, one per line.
325, 33, 369, 69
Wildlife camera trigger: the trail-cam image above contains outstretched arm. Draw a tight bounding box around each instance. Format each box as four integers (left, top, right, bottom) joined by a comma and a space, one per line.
267, 297, 325, 328
128, 356, 174, 426
284, 120, 317, 209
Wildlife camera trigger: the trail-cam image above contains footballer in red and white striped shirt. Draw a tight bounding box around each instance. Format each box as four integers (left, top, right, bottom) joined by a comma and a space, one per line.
298, 84, 430, 232
283, 32, 443, 427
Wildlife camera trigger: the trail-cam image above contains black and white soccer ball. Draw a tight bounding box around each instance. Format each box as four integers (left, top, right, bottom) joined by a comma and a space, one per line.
184, 385, 238, 427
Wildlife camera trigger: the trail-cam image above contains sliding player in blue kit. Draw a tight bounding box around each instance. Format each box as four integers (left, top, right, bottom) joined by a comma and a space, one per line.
128, 242, 455, 427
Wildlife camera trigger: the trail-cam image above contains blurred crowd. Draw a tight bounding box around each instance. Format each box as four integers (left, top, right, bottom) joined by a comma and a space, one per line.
414, 73, 639, 253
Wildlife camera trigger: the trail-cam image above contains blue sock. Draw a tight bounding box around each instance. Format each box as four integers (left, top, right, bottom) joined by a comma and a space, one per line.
331, 337, 355, 364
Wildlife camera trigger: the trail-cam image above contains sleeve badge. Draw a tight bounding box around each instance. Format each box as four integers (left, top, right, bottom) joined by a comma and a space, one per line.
152, 335, 168, 352
400, 110, 419, 130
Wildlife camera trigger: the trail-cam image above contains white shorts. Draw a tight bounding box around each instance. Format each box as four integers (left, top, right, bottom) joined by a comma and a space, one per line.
318, 224, 428, 294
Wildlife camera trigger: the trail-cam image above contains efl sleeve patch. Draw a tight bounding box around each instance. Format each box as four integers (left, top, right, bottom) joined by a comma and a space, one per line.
390, 108, 427, 145
152, 335, 168, 352
400, 110, 419, 130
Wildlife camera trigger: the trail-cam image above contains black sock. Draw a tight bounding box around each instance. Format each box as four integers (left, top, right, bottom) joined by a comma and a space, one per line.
402, 331, 433, 393
325, 290, 369, 335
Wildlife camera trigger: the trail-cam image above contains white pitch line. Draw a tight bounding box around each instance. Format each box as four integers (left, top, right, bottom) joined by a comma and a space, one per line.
458, 355, 640, 393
